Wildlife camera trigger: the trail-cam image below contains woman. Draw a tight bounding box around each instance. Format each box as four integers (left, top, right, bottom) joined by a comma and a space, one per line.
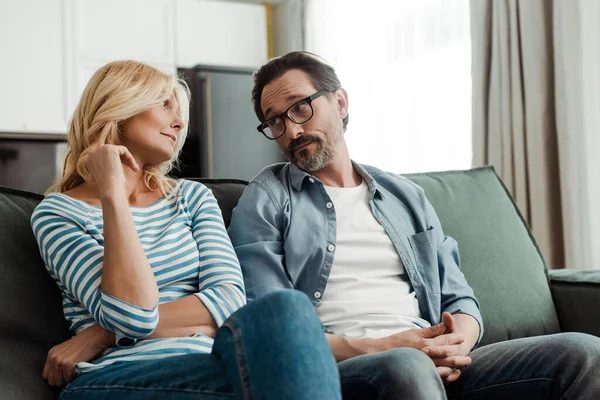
31, 60, 340, 400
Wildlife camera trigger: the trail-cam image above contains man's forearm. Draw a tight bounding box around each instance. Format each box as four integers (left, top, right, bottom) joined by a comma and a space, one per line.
325, 333, 378, 362
453, 313, 480, 352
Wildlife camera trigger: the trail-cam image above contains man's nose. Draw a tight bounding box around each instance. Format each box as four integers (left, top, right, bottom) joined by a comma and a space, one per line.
284, 117, 303, 140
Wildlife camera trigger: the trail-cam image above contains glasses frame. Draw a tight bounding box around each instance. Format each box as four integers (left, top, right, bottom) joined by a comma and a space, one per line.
257, 89, 330, 140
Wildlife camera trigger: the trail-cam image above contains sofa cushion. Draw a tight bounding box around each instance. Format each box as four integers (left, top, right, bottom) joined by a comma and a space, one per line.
548, 269, 600, 336
0, 185, 71, 400
405, 166, 561, 346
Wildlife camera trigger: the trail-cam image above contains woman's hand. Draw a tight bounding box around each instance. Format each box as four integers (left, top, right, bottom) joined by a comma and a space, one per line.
43, 325, 114, 387
81, 145, 139, 195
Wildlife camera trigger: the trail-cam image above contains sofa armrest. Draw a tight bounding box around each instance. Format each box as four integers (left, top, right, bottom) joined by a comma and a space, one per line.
549, 269, 600, 336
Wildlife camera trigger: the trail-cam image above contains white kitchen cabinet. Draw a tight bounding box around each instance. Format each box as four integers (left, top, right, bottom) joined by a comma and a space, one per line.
0, 0, 67, 134
176, 0, 268, 68
0, 0, 269, 134
63, 0, 177, 119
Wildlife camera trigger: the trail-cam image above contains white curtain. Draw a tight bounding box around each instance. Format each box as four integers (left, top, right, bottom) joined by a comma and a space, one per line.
305, 0, 472, 173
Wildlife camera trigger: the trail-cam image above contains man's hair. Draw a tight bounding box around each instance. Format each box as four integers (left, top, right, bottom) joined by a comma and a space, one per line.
251, 51, 349, 131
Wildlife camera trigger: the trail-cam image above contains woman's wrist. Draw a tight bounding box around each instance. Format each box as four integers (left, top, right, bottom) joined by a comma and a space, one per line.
82, 324, 115, 349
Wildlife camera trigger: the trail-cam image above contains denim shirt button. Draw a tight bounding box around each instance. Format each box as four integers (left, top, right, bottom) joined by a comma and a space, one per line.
314, 291, 321, 299
327, 244, 335, 252
326, 202, 333, 209
308, 178, 315, 183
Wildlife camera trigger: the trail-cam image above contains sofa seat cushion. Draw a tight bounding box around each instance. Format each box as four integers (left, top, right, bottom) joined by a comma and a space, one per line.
405, 166, 561, 346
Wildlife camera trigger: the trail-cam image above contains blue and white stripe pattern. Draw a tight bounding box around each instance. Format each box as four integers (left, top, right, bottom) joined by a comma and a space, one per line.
31, 180, 246, 373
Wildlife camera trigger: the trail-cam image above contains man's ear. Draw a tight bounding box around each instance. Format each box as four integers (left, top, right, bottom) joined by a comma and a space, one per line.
335, 88, 349, 120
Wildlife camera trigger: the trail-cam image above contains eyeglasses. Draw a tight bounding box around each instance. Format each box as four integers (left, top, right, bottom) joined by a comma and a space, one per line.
257, 90, 330, 140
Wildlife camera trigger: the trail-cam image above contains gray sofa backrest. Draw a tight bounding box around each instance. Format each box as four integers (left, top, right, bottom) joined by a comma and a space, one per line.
0, 186, 71, 400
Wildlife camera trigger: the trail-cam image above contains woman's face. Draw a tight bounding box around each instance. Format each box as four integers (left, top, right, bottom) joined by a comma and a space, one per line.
119, 94, 184, 166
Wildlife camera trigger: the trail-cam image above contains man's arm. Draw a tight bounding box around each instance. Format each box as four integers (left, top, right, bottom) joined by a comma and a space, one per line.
421, 194, 484, 348
325, 334, 376, 362
228, 181, 294, 301
452, 313, 480, 353
327, 322, 467, 362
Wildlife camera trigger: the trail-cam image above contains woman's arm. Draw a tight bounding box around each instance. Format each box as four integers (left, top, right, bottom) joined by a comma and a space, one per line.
145, 296, 216, 338
91, 145, 159, 308
185, 182, 246, 326
43, 324, 114, 387
144, 183, 248, 338
32, 146, 160, 341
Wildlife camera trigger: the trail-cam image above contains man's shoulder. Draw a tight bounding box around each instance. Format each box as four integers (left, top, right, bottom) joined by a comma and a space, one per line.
360, 163, 426, 197
240, 162, 291, 207
250, 162, 289, 186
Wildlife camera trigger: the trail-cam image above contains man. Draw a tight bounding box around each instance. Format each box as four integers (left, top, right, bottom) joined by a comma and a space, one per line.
228, 51, 600, 399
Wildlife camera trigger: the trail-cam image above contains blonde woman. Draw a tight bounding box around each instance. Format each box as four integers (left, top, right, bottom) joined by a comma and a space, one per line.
30, 61, 340, 400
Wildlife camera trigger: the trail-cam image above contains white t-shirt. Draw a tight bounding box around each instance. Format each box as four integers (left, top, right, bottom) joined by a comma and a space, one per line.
317, 180, 431, 339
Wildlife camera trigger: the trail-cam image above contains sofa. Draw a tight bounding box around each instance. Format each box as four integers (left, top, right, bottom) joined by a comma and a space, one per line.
1, 166, 599, 399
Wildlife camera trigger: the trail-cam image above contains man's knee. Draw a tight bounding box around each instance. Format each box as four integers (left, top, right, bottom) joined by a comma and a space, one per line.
343, 348, 445, 400
375, 347, 439, 384
552, 332, 600, 367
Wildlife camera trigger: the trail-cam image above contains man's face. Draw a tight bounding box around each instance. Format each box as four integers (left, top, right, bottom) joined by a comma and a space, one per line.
260, 69, 347, 172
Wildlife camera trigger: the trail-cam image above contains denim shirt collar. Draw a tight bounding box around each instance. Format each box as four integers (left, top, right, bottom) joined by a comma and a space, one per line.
289, 161, 385, 200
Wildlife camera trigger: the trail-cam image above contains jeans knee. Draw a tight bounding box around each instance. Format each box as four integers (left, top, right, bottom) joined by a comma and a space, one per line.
225, 289, 319, 335
375, 347, 439, 384
553, 332, 600, 367
261, 289, 313, 313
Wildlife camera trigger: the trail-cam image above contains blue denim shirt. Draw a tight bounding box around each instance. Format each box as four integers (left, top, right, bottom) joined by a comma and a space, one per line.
228, 161, 484, 344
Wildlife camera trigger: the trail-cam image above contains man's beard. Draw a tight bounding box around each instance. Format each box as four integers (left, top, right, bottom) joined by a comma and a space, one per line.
284, 133, 338, 172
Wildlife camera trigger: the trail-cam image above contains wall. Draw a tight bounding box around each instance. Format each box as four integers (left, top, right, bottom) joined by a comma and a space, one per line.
272, 0, 304, 56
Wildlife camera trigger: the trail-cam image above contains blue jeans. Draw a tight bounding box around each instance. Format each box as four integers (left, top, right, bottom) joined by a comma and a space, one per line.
339, 332, 600, 400
59, 290, 341, 400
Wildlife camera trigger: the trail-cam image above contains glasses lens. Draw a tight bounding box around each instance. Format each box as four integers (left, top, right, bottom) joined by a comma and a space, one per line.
262, 117, 284, 139
262, 126, 275, 139
288, 101, 313, 123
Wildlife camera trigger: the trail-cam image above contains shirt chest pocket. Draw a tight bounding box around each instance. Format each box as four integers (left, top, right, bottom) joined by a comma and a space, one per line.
408, 227, 441, 294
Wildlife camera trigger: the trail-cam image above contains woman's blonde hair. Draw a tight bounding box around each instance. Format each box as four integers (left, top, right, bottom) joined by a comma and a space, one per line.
48, 60, 190, 195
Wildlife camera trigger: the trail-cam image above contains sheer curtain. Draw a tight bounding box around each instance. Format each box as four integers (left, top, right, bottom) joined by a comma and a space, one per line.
305, 0, 472, 173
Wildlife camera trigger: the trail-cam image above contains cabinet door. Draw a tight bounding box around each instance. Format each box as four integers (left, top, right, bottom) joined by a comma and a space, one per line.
64, 0, 176, 117
67, 0, 175, 65
176, 0, 268, 68
0, 0, 67, 134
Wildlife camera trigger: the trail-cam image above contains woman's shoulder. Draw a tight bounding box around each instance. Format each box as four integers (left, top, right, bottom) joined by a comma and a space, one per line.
31, 191, 93, 234
176, 179, 212, 199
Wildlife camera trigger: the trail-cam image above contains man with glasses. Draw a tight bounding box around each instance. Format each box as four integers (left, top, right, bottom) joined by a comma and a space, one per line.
228, 51, 600, 399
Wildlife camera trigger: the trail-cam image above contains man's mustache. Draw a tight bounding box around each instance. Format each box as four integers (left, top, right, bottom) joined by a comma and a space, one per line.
287, 135, 320, 153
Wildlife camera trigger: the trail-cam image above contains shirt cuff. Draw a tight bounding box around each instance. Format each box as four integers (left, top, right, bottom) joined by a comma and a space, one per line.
443, 298, 484, 347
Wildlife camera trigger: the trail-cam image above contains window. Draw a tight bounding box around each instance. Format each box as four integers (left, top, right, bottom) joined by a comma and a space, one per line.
305, 0, 472, 173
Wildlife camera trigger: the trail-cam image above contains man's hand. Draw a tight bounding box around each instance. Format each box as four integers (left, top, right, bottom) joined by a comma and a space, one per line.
380, 317, 471, 385
326, 320, 465, 362
422, 312, 474, 386
380, 318, 465, 352
43, 325, 114, 387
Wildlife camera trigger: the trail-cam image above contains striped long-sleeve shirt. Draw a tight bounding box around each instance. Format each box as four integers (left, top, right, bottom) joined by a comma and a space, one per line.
31, 179, 246, 373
